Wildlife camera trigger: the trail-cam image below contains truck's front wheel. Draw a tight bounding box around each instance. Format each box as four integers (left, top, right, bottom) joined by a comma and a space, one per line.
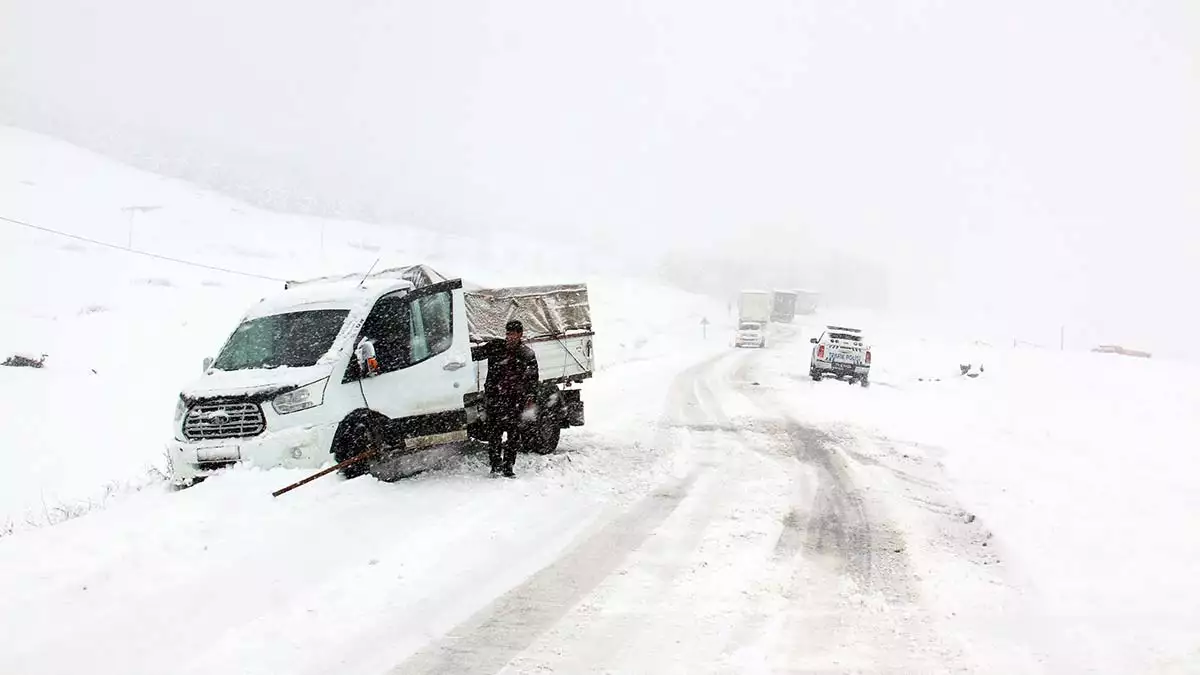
332, 413, 386, 479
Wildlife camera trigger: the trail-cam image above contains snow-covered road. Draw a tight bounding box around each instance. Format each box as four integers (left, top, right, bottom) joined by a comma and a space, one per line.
393, 332, 982, 674
2, 329, 993, 675
9, 313, 1199, 674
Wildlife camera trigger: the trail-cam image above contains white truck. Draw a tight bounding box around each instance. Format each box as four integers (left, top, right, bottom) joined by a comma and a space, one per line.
167, 265, 594, 485
810, 325, 871, 386
736, 290, 772, 348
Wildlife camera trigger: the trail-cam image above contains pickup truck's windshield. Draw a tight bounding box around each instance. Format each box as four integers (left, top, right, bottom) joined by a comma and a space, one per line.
212, 310, 349, 370
830, 333, 862, 342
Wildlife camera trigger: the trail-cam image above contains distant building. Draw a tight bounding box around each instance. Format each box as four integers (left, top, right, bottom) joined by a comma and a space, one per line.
1092, 345, 1152, 359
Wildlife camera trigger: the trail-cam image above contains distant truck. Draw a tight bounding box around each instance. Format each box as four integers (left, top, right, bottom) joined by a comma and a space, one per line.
771, 290, 797, 323
735, 290, 772, 349
167, 265, 593, 486
794, 289, 820, 315
738, 290, 771, 324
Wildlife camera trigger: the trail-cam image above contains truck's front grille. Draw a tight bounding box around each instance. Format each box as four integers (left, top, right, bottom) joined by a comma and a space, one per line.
183, 400, 266, 440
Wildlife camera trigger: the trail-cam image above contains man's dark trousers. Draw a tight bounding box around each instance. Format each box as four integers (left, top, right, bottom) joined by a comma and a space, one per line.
487, 418, 523, 475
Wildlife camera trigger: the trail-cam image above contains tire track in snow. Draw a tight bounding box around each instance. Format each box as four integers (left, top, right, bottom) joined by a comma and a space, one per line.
523, 349, 795, 674
388, 470, 702, 675
390, 351, 744, 675
724, 347, 967, 673
732, 355, 911, 597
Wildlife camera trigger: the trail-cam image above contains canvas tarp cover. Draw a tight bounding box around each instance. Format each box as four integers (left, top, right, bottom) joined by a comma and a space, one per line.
465, 284, 591, 341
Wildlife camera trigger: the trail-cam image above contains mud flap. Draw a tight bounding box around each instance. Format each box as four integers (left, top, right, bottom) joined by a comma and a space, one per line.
562, 389, 584, 427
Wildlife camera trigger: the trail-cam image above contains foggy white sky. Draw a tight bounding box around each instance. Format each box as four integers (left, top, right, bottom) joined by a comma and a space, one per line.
2, 0, 1197, 353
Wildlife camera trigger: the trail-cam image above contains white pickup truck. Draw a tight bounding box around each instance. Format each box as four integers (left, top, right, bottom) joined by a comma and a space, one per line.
810, 325, 871, 386
167, 265, 594, 485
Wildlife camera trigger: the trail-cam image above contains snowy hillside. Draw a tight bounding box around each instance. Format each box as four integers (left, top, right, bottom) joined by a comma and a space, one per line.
0, 126, 729, 530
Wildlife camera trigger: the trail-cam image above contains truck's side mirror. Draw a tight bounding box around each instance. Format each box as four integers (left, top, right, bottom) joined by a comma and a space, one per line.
356, 339, 380, 377
809, 337, 818, 344
202, 357, 214, 372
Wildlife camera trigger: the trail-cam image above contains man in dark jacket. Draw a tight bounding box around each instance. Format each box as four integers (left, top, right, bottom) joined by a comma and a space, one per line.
484, 319, 539, 477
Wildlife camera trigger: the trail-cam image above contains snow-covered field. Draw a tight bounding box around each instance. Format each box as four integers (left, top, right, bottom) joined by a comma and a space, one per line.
3, 126, 1199, 675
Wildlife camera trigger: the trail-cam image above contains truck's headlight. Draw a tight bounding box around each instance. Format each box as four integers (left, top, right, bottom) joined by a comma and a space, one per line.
272, 378, 329, 415
174, 397, 187, 422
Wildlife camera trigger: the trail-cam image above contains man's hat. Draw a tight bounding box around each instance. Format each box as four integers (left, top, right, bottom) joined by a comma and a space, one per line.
505, 319, 523, 333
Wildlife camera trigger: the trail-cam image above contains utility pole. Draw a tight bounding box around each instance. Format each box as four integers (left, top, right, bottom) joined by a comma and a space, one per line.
701, 317, 710, 339
1060, 325, 1065, 351
120, 205, 162, 249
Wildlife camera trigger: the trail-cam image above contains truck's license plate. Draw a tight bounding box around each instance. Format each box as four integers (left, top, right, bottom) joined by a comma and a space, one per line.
197, 446, 241, 462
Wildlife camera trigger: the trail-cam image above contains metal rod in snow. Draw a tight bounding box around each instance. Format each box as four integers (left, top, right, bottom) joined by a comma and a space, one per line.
271, 448, 378, 497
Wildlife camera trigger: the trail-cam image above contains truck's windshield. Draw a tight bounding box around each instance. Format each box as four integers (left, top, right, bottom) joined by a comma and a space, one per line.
212, 310, 349, 371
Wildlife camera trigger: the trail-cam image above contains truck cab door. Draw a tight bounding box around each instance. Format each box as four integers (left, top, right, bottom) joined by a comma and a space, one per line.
353, 279, 475, 448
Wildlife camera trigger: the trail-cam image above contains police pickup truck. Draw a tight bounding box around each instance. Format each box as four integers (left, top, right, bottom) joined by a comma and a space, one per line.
810, 325, 871, 386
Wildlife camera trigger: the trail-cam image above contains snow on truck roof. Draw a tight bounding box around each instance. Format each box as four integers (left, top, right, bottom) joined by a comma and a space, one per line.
247, 279, 406, 319
284, 264, 447, 291
243, 264, 448, 318
248, 264, 593, 342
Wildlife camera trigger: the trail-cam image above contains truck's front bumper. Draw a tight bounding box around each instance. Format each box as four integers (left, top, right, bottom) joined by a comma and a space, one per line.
167, 422, 339, 485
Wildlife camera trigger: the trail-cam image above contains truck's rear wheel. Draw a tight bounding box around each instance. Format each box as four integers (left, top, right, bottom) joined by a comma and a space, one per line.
530, 418, 561, 454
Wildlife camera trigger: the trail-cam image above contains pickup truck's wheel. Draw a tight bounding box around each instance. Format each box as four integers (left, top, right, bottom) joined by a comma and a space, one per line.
332, 413, 385, 479
528, 383, 564, 454
860, 378, 870, 388
810, 370, 821, 381
530, 419, 562, 454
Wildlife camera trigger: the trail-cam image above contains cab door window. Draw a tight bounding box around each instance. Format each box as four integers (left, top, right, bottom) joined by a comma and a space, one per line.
359, 293, 410, 374
357, 290, 453, 375
409, 290, 453, 364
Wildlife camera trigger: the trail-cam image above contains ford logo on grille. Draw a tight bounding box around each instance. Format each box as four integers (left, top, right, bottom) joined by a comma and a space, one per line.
199, 410, 232, 426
